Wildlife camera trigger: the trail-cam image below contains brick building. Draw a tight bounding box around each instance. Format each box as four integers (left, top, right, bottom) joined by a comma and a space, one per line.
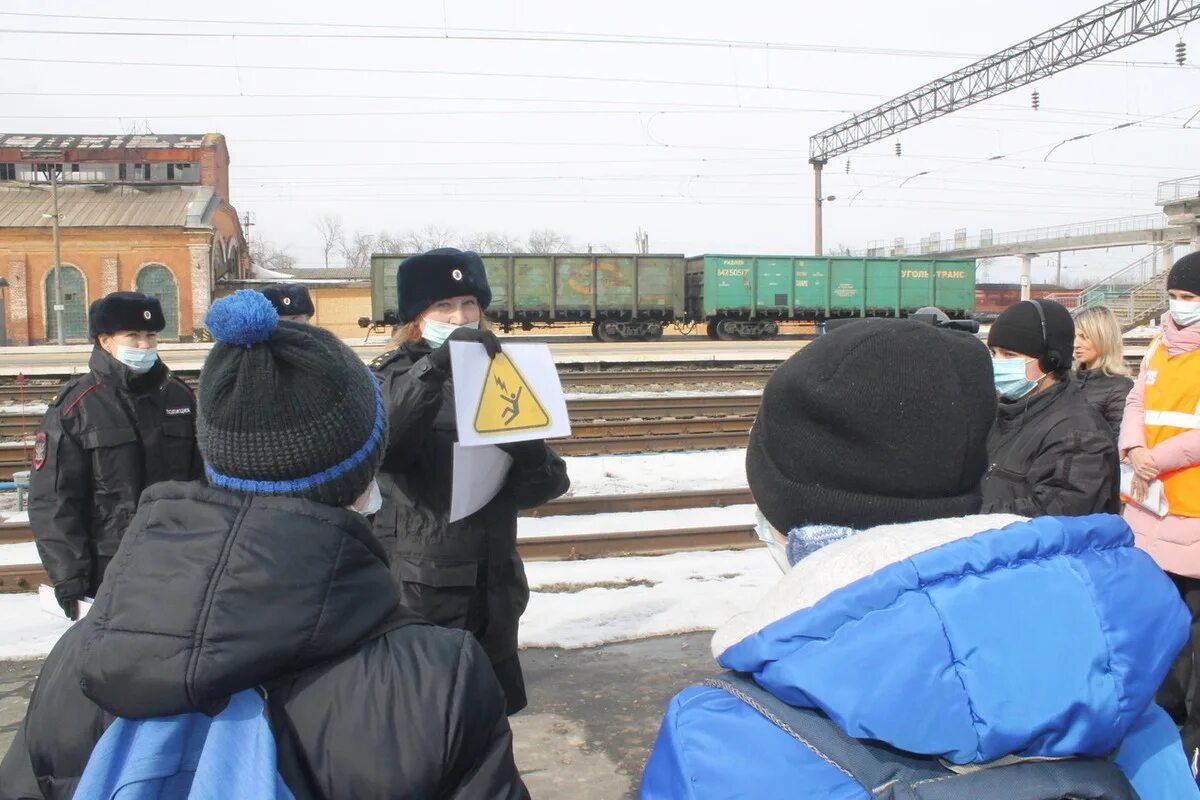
0, 133, 248, 345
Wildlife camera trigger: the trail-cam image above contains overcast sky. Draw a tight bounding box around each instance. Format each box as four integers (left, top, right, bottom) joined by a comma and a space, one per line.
4, 0, 1199, 284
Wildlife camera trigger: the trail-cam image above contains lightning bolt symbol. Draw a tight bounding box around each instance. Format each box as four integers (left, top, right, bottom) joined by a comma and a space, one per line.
494, 374, 508, 393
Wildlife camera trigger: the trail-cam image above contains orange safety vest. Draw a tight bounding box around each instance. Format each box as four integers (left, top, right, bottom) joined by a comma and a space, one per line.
1143, 337, 1200, 517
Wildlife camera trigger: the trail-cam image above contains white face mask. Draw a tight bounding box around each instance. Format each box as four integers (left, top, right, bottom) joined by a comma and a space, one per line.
350, 480, 383, 517
1169, 299, 1200, 327
115, 345, 158, 375
421, 318, 479, 349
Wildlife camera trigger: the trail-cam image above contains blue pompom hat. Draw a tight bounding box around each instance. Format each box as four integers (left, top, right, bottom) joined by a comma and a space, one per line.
198, 291, 386, 508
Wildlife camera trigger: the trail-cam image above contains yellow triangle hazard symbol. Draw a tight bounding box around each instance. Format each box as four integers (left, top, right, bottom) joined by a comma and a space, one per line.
474, 352, 551, 435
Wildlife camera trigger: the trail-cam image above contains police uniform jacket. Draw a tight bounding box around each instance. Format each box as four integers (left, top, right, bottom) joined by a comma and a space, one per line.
371, 340, 570, 714
29, 347, 203, 603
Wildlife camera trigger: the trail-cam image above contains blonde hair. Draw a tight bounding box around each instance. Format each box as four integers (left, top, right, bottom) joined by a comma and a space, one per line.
390, 313, 491, 347
1074, 305, 1129, 377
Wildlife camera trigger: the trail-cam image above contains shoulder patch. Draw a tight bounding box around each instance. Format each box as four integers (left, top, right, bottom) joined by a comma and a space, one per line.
370, 347, 403, 371
32, 431, 47, 470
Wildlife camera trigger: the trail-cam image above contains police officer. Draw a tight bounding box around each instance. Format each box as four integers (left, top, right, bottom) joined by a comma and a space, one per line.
30, 291, 203, 618
260, 283, 315, 323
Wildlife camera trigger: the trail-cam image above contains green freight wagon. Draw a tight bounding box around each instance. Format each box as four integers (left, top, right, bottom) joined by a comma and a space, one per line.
370, 253, 687, 341
685, 255, 977, 339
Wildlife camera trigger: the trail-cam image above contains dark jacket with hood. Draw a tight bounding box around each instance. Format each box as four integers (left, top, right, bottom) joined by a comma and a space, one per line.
29, 347, 203, 603
371, 340, 570, 714
1074, 367, 1134, 441
0, 482, 528, 800
981, 379, 1119, 517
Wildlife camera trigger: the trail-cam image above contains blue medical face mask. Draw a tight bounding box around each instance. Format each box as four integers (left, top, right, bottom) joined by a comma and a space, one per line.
992, 356, 1038, 401
1169, 298, 1200, 327
422, 318, 479, 349
115, 345, 159, 375
754, 508, 858, 572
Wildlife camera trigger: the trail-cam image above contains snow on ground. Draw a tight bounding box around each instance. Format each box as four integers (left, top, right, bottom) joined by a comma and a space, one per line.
519, 505, 754, 538
0, 403, 48, 415
563, 449, 747, 497
0, 547, 781, 659
0, 541, 37, 566
0, 593, 74, 660
520, 549, 778, 649
1125, 325, 1161, 338
0, 508, 28, 523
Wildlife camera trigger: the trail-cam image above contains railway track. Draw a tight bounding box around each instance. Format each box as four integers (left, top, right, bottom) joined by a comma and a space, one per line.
0, 367, 775, 405
0, 522, 760, 593
0, 487, 760, 592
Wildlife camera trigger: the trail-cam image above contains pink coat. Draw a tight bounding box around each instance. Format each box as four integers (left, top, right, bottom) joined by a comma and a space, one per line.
1119, 314, 1200, 577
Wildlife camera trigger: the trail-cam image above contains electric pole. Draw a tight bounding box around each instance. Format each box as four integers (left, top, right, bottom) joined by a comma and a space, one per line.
50, 166, 63, 345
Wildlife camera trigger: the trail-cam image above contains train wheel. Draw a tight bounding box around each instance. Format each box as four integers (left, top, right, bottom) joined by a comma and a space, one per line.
760, 320, 780, 339
705, 320, 719, 340
715, 319, 740, 341
596, 321, 623, 343
590, 322, 601, 341
644, 322, 664, 340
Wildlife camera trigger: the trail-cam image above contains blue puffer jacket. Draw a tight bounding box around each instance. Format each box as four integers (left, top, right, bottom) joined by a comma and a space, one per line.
641, 514, 1198, 799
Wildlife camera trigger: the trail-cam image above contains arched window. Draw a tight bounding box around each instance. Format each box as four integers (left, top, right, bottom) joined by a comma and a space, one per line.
44, 265, 87, 342
135, 264, 179, 339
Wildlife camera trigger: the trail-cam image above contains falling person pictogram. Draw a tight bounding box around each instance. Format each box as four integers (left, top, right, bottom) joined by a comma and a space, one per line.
474, 352, 551, 435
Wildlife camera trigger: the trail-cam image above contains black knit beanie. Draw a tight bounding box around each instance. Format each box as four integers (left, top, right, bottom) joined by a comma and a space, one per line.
986, 298, 1074, 373
747, 318, 996, 532
1168, 251, 1200, 295
396, 248, 492, 324
198, 290, 386, 508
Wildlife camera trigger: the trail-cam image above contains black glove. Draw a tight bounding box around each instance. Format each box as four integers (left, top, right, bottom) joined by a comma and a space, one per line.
497, 439, 545, 464
56, 592, 81, 621
427, 327, 502, 371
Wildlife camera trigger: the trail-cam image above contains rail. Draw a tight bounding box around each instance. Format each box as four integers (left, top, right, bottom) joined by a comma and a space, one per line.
857, 213, 1172, 257
1158, 175, 1200, 205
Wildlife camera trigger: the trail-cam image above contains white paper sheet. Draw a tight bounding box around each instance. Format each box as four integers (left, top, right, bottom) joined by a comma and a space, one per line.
449, 443, 514, 523
449, 341, 571, 447
1120, 463, 1170, 517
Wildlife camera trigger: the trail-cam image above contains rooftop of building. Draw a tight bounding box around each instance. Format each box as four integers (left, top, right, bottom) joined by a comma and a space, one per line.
0, 184, 219, 228
0, 133, 224, 151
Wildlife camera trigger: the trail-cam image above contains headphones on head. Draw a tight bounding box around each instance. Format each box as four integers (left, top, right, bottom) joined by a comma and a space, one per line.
1023, 299, 1063, 372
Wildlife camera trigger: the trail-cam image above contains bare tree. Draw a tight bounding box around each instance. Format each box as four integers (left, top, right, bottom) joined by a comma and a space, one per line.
338, 230, 377, 271
461, 231, 522, 253
315, 214, 345, 268
248, 238, 298, 273
526, 228, 574, 254
400, 225, 459, 252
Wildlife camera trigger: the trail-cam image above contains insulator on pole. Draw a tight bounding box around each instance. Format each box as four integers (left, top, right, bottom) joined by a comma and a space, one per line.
1176, 40, 1187, 65
845, 159, 851, 173
895, 141, 902, 157
1031, 90, 1040, 110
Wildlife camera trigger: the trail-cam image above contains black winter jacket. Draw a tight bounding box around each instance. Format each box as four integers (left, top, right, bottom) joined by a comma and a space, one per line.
0, 482, 527, 800
371, 340, 570, 714
29, 348, 203, 603
1074, 368, 1135, 441
981, 380, 1119, 517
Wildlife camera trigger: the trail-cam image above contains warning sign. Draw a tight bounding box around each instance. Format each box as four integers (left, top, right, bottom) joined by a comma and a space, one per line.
450, 341, 572, 447
474, 352, 551, 434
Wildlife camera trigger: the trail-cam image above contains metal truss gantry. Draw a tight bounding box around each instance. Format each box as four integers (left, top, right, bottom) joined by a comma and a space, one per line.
808, 0, 1200, 256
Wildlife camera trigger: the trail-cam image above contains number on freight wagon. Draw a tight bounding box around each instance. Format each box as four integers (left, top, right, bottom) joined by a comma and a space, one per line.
717, 268, 750, 277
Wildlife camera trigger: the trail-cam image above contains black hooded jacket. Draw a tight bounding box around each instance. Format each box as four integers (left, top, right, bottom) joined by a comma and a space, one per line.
371, 340, 570, 714
1074, 368, 1134, 441
0, 482, 527, 800
980, 380, 1119, 517
29, 347, 203, 602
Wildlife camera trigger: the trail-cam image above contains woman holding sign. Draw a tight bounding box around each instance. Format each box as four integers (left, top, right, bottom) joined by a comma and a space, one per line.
1119, 251, 1200, 759
371, 247, 570, 714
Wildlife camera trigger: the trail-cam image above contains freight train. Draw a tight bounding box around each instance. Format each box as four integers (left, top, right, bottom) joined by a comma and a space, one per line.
368, 253, 978, 341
